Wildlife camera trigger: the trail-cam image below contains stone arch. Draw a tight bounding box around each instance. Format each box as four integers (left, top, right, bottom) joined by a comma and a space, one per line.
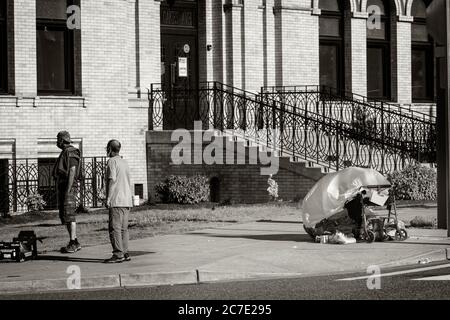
405, 0, 414, 16
393, 0, 405, 15
315, 0, 358, 13
361, 0, 367, 12
362, 0, 405, 15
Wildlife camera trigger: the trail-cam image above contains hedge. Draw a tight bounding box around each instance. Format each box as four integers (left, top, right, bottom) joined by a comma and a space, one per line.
155, 175, 210, 204
388, 163, 437, 201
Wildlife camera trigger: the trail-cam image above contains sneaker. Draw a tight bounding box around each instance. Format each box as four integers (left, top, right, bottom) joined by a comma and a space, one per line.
61, 241, 77, 254
103, 255, 125, 263
74, 239, 82, 252
124, 253, 131, 261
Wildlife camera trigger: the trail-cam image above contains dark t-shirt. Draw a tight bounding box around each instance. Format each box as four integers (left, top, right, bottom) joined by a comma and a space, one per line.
69, 158, 79, 171
53, 146, 81, 191
58, 158, 79, 190
345, 194, 363, 226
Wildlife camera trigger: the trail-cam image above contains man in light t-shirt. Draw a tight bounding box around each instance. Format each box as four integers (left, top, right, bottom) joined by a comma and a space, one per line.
104, 140, 133, 263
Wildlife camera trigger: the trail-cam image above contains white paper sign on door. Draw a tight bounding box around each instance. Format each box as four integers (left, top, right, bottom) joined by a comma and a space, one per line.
178, 57, 188, 77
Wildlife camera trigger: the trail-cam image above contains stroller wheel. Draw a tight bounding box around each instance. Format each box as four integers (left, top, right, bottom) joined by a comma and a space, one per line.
395, 229, 408, 241
366, 230, 376, 243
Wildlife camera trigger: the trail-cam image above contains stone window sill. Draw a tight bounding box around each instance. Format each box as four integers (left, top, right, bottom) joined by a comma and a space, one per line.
0, 95, 86, 108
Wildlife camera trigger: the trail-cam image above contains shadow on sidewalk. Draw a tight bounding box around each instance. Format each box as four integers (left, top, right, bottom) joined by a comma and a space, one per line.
385, 241, 450, 246
256, 220, 302, 224
35, 256, 105, 263
188, 232, 312, 242
35, 251, 154, 263
13, 221, 99, 228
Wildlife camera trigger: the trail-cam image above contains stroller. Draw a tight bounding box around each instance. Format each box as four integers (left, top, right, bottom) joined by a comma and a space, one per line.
351, 184, 408, 243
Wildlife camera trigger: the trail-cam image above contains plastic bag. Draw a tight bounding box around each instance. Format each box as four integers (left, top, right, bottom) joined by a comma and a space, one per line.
328, 231, 357, 245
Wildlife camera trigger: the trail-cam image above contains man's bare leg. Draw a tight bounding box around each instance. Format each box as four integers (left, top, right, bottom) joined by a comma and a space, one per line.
66, 222, 77, 241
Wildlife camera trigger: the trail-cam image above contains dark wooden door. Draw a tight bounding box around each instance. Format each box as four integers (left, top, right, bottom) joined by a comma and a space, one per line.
160, 0, 198, 130
161, 34, 197, 92
161, 34, 198, 130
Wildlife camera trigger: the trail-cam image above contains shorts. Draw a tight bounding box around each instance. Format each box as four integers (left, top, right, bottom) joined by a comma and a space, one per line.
58, 191, 77, 225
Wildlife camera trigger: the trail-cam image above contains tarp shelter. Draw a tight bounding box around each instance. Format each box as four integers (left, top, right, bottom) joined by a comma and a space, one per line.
302, 167, 390, 229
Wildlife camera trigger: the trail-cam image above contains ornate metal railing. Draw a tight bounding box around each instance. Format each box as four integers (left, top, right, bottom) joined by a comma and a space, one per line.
148, 82, 436, 174
261, 85, 436, 158
263, 85, 436, 121
0, 157, 106, 214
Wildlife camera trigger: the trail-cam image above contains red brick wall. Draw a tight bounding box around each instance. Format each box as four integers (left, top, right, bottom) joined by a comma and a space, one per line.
146, 131, 323, 203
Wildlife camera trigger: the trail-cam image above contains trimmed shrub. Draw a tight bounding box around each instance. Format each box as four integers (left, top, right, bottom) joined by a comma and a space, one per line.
410, 216, 435, 228
388, 163, 437, 201
155, 175, 210, 204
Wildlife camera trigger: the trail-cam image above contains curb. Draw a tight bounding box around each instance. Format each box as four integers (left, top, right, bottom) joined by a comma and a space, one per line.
120, 271, 198, 287
0, 275, 121, 294
197, 271, 303, 283
0, 271, 198, 294
0, 270, 303, 294
378, 248, 448, 268
1, 249, 449, 295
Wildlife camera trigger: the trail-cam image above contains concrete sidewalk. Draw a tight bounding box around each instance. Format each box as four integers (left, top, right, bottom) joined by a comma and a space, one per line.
0, 209, 449, 294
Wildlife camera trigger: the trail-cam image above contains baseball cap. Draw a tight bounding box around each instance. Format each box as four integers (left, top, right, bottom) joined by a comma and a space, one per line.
57, 130, 72, 143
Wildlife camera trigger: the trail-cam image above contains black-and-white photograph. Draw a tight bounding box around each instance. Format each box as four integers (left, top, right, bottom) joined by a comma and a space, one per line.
0, 0, 449, 309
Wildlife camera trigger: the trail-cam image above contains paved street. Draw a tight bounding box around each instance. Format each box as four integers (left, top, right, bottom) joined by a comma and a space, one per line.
1, 261, 449, 300
0, 207, 448, 296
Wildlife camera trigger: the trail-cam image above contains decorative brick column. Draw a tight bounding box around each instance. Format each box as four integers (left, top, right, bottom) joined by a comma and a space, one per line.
394, 17, 413, 104
350, 12, 369, 96
273, 1, 320, 86
199, 0, 212, 83
243, 1, 264, 92
13, 0, 37, 97
138, 0, 161, 93
224, 2, 244, 88
142, 0, 162, 130
264, 0, 276, 88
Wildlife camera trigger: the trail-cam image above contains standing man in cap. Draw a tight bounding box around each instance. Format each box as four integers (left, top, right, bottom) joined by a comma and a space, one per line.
52, 130, 82, 253
104, 139, 133, 263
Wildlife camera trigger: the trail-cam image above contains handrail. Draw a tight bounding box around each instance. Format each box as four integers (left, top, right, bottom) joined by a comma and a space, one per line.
148, 81, 436, 173
262, 85, 436, 123
259, 84, 436, 152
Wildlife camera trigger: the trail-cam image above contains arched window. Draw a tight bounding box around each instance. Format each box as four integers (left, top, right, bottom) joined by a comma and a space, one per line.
0, 0, 7, 94
319, 0, 344, 92
367, 0, 391, 100
411, 0, 434, 102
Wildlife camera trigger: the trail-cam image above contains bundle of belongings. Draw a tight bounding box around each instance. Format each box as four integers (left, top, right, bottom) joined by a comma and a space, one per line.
302, 167, 393, 244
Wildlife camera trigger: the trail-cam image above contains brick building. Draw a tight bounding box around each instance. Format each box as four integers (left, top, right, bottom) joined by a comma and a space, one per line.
0, 0, 437, 209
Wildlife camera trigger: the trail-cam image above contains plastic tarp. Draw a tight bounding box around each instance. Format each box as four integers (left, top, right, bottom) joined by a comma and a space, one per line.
302, 167, 390, 229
